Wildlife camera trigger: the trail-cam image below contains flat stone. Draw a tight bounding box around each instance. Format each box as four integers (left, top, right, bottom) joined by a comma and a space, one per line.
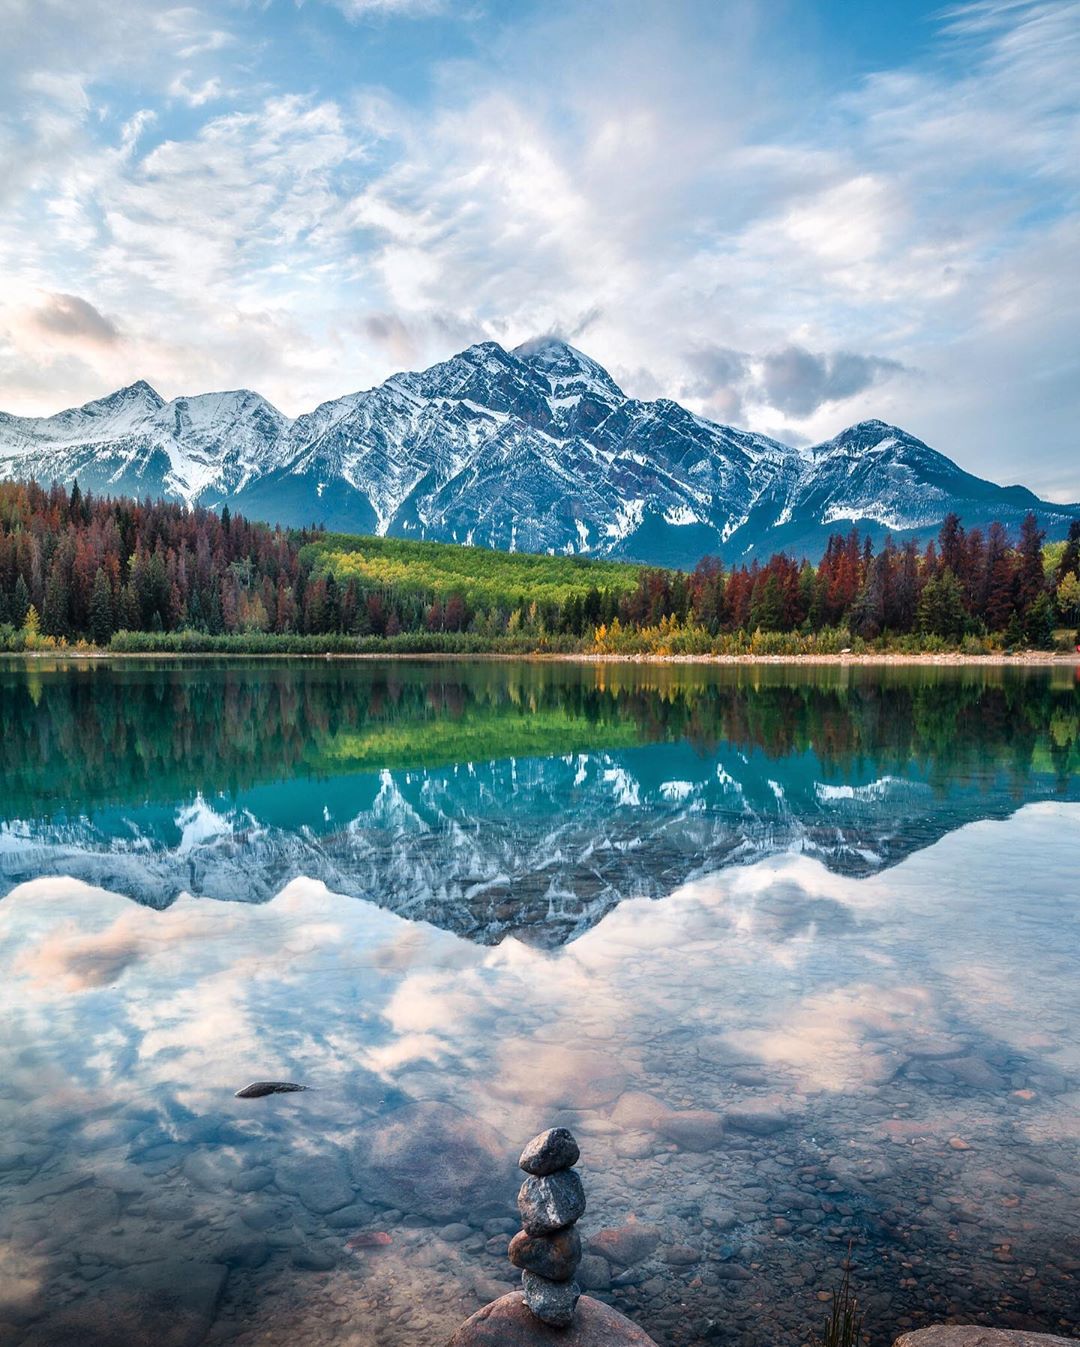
448, 1292, 660, 1346
655, 1109, 725, 1151
324, 1200, 377, 1229
663, 1244, 700, 1265
611, 1092, 667, 1130
894, 1330, 1078, 1347
946, 1057, 1007, 1090
522, 1271, 581, 1328
519, 1128, 580, 1177
440, 1222, 474, 1242
19, 1259, 227, 1347
725, 1102, 792, 1135
275, 1151, 354, 1214
353, 1101, 511, 1221
588, 1223, 661, 1267
577, 1253, 611, 1292
292, 1247, 337, 1271
509, 1227, 582, 1281
518, 1170, 586, 1235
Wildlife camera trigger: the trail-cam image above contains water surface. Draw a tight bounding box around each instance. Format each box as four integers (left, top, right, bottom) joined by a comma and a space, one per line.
0, 659, 1078, 1347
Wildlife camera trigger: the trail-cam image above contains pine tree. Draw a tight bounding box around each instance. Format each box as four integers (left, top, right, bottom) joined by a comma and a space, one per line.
89, 567, 114, 647
12, 574, 30, 626
41, 561, 70, 637
1026, 591, 1056, 649
917, 568, 966, 640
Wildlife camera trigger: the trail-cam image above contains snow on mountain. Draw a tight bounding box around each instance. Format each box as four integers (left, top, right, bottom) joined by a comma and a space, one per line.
1, 344, 1077, 564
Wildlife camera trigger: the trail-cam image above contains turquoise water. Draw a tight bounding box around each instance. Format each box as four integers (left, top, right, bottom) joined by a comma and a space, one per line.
0, 659, 1078, 1346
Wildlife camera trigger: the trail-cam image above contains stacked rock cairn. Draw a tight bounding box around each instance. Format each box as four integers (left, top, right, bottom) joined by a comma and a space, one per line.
508, 1127, 587, 1329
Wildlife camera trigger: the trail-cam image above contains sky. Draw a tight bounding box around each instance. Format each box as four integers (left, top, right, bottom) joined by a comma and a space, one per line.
0, 0, 1078, 499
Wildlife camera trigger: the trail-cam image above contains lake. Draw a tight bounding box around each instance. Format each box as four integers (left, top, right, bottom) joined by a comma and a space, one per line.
0, 658, 1078, 1347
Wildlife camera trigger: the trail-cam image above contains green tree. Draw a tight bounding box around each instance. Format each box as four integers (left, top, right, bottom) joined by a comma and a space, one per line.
41, 561, 70, 637
12, 574, 30, 626
1026, 591, 1056, 649
89, 567, 115, 647
1057, 570, 1080, 626
917, 567, 966, 641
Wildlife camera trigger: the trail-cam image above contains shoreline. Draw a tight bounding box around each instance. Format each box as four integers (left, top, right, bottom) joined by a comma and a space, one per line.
3, 648, 1078, 667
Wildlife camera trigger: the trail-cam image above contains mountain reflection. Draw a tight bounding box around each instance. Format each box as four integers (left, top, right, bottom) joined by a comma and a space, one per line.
1, 658, 1078, 944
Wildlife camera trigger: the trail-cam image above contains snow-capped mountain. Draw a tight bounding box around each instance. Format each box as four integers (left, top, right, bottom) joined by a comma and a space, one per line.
3, 339, 1077, 564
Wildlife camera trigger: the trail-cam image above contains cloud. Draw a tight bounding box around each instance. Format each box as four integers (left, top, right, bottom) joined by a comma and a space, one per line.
682, 342, 907, 422
28, 292, 121, 346
321, 0, 447, 17
757, 346, 909, 418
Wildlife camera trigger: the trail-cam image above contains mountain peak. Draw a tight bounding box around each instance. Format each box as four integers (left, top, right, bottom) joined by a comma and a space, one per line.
513, 335, 624, 399
113, 379, 164, 407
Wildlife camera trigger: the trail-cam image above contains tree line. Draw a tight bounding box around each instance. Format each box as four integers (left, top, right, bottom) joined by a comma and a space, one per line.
0, 479, 1077, 651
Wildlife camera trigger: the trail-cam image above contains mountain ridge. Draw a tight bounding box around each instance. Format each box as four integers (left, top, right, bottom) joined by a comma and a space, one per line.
2, 338, 1077, 565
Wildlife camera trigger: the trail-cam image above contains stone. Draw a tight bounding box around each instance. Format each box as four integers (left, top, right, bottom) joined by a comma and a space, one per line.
522, 1271, 581, 1328
725, 1102, 791, 1135
611, 1092, 667, 1131
234, 1081, 309, 1098
655, 1110, 725, 1151
663, 1244, 700, 1265
275, 1151, 354, 1214
893, 1330, 1077, 1347
519, 1128, 580, 1177
576, 1253, 611, 1292
588, 1223, 661, 1267
440, 1222, 474, 1242
509, 1227, 582, 1281
518, 1170, 586, 1235
216, 1237, 270, 1269
353, 1101, 512, 1221
448, 1292, 660, 1346
231, 1166, 274, 1193
292, 1247, 337, 1271
19, 1259, 227, 1347
324, 1200, 377, 1229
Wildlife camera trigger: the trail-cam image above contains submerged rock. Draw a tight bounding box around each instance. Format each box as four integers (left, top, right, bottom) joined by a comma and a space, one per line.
275, 1151, 354, 1214
518, 1170, 586, 1235
587, 1223, 661, 1267
353, 1100, 512, 1221
447, 1292, 659, 1346
19, 1259, 228, 1347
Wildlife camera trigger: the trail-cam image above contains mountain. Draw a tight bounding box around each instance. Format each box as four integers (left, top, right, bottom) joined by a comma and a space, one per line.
2, 339, 1077, 565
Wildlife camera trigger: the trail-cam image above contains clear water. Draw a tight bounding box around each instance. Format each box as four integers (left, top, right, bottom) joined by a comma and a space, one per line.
0, 659, 1078, 1347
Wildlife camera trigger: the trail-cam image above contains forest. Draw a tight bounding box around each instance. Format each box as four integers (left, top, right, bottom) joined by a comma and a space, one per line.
0, 478, 1077, 654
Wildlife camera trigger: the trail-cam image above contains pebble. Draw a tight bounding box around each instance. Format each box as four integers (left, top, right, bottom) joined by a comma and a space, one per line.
518, 1127, 581, 1176
508, 1227, 582, 1281
517, 1170, 586, 1235
521, 1269, 581, 1327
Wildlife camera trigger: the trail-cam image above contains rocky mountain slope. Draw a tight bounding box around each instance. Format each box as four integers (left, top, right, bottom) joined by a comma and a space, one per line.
2, 339, 1076, 565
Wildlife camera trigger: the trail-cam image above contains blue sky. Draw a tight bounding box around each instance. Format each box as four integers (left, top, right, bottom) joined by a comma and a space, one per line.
1, 0, 1078, 498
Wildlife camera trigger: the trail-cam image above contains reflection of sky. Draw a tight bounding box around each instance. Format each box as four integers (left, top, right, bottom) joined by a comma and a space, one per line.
1, 802, 1079, 1341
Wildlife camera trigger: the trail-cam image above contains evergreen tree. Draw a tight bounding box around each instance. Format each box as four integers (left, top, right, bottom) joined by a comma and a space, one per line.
917, 568, 966, 640
1025, 591, 1056, 649
89, 568, 115, 647
12, 574, 30, 626
41, 561, 70, 637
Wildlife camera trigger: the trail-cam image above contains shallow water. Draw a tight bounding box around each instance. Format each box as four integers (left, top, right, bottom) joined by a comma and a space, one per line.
0, 659, 1078, 1347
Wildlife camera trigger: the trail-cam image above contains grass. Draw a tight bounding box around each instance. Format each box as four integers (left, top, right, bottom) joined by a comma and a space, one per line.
818, 1254, 865, 1347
